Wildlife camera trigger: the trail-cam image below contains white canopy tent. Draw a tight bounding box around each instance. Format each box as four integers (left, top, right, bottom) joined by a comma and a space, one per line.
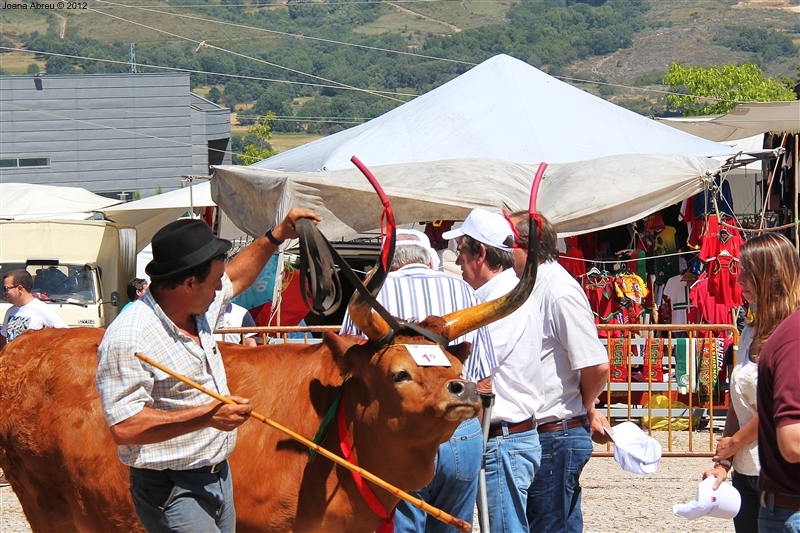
213, 155, 721, 240
253, 54, 738, 173
656, 101, 800, 142
0, 183, 120, 220
101, 181, 245, 252
213, 54, 739, 239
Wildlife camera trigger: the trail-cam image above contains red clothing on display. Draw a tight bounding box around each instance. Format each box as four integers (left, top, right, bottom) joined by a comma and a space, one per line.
698, 217, 743, 307
689, 274, 732, 326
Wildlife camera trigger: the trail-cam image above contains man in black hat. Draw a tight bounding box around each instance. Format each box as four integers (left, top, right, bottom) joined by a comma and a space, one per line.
95, 208, 319, 533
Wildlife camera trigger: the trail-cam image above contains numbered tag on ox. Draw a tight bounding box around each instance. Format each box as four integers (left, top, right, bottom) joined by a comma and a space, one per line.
404, 344, 451, 367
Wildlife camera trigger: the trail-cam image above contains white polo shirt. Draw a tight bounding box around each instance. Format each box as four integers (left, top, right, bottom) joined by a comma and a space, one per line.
475, 268, 544, 424
532, 261, 608, 423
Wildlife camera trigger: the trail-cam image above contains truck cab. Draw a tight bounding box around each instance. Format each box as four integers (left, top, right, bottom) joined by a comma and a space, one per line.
0, 220, 136, 329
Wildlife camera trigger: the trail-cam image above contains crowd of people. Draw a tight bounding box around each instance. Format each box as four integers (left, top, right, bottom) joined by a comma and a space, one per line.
2, 206, 800, 533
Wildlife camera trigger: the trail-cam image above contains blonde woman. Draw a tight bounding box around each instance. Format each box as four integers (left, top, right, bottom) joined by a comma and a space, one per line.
703, 233, 800, 533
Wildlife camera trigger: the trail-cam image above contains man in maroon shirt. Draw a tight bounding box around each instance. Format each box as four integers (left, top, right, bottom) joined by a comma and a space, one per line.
757, 308, 800, 532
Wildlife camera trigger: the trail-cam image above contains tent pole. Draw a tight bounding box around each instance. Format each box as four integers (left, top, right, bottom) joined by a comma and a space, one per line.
795, 134, 799, 252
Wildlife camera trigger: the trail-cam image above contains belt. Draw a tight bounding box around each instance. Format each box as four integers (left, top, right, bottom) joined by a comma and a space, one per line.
488, 418, 536, 438
761, 492, 800, 511
536, 416, 588, 434
180, 461, 226, 475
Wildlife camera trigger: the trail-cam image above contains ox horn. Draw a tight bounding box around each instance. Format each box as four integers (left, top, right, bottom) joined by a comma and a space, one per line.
346, 157, 398, 343
440, 163, 547, 342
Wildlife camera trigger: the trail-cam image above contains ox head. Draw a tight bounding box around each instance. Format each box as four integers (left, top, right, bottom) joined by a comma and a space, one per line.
324, 325, 477, 443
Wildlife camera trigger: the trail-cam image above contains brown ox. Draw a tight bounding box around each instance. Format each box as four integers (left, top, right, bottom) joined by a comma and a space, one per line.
0, 324, 477, 533
0, 214, 538, 532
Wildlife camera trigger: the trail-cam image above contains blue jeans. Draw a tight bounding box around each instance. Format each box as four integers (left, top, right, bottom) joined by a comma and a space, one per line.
732, 471, 760, 533
130, 462, 235, 533
526, 420, 593, 533
759, 498, 800, 533
395, 417, 483, 533
481, 425, 541, 533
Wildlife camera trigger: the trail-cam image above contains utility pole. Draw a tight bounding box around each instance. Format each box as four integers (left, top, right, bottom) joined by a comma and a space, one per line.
129, 43, 137, 74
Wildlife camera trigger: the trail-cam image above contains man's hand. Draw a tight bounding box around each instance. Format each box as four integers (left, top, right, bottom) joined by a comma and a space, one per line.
702, 464, 729, 490
209, 396, 252, 432
272, 208, 322, 242
589, 407, 613, 444
713, 436, 737, 462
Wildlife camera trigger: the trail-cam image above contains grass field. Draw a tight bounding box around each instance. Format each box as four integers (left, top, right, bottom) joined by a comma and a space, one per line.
0, 51, 46, 74
269, 132, 324, 153
354, 9, 454, 37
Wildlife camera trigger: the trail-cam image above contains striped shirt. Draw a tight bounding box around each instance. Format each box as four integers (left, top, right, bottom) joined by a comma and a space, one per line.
340, 264, 496, 382
96, 274, 235, 471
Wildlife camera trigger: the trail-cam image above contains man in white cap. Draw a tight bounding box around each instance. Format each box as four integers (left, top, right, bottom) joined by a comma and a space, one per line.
340, 228, 496, 533
507, 211, 610, 533
442, 209, 544, 533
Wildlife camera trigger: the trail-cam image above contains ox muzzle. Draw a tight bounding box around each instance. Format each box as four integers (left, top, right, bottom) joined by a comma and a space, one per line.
443, 379, 480, 422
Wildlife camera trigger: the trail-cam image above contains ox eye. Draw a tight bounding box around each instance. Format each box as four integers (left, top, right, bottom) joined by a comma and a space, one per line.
391, 370, 411, 384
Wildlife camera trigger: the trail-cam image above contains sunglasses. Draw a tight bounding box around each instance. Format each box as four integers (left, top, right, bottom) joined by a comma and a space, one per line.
2, 285, 16, 293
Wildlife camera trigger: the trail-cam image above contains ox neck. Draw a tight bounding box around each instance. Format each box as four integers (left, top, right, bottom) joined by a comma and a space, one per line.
336, 393, 396, 532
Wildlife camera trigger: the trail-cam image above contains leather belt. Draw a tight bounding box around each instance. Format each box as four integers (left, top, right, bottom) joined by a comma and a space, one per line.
761, 492, 800, 511
180, 460, 226, 475
488, 419, 536, 438
537, 416, 588, 434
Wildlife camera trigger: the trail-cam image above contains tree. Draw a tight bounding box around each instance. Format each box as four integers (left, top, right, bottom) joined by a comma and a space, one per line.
237, 113, 277, 166
664, 62, 796, 116
27, 63, 41, 74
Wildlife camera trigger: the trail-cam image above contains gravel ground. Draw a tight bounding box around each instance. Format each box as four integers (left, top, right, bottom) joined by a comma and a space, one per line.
0, 430, 738, 533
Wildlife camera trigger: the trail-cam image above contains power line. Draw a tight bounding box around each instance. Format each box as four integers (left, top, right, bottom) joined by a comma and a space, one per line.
0, 46, 417, 98
92, 0, 476, 66
88, 3, 408, 102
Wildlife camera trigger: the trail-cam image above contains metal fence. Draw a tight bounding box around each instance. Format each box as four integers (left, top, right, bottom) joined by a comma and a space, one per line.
217, 322, 739, 457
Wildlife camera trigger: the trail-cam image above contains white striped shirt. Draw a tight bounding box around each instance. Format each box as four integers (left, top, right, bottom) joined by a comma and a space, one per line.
340, 264, 496, 382
96, 274, 235, 470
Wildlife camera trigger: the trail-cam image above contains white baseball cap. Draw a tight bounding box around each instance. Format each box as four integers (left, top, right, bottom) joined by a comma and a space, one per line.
606, 422, 662, 476
441, 209, 514, 252
673, 476, 742, 520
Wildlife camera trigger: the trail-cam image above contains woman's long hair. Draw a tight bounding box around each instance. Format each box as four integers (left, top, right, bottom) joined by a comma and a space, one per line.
739, 233, 800, 344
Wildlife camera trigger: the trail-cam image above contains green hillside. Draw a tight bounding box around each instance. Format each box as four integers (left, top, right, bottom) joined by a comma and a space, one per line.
1, 0, 798, 135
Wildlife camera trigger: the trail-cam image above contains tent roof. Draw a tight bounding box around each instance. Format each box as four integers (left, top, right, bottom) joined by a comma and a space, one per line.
0, 183, 120, 220
213, 154, 721, 240
101, 181, 244, 251
254, 54, 737, 172
101, 182, 213, 252
656, 101, 800, 142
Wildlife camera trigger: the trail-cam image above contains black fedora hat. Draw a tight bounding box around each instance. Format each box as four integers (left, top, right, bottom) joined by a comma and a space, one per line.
146, 219, 232, 279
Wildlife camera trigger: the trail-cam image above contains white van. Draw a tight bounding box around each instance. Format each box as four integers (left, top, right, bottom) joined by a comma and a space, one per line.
0, 220, 137, 328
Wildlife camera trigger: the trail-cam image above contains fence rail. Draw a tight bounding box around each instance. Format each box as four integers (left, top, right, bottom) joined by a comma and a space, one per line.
217, 322, 739, 457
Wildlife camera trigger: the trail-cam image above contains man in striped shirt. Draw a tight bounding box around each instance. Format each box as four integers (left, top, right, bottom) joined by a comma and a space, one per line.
340, 229, 496, 533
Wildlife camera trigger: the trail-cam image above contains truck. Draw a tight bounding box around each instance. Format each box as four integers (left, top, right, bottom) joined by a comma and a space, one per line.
0, 219, 137, 328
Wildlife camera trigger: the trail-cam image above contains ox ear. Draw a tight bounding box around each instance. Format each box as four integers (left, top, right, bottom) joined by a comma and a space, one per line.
324, 332, 367, 376
447, 342, 471, 365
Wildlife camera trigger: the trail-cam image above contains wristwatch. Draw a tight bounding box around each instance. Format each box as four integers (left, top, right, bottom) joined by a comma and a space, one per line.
714, 459, 732, 470
265, 226, 284, 246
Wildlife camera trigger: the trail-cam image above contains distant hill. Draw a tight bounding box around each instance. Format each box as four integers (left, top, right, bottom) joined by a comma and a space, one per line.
1, 0, 798, 131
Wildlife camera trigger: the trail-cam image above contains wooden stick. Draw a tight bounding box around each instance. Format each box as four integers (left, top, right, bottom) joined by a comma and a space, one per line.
135, 353, 471, 533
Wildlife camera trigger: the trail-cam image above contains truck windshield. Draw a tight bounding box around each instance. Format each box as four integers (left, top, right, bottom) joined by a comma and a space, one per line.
0, 264, 98, 305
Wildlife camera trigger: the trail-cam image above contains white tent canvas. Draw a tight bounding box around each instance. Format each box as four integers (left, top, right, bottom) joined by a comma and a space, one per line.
213, 154, 721, 240
0, 183, 120, 220
254, 54, 737, 173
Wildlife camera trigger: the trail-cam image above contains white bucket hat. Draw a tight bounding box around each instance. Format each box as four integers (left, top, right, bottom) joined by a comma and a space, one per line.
606, 422, 662, 476
441, 209, 514, 252
395, 229, 440, 270
673, 476, 742, 520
